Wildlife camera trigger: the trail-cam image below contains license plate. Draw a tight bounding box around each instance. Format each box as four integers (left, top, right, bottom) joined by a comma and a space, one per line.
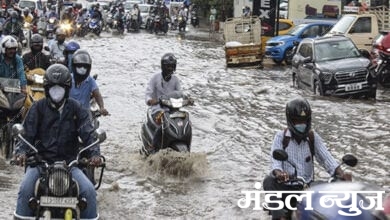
345, 83, 362, 91
40, 196, 78, 208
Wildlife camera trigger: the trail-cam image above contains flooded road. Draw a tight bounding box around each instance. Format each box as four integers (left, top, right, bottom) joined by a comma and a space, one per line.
1, 28, 390, 219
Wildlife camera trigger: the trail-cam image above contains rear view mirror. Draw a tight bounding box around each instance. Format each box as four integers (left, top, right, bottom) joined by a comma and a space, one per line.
342, 154, 358, 167
12, 123, 24, 137
95, 128, 107, 143
272, 149, 288, 161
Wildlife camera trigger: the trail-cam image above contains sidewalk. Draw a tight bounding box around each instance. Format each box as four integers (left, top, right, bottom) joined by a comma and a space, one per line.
183, 17, 224, 43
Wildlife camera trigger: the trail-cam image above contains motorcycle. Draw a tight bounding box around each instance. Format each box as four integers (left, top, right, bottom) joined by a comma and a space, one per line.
11, 124, 107, 220
126, 11, 139, 32
373, 50, 390, 88
37, 17, 47, 37
140, 91, 194, 156
86, 18, 102, 36
153, 15, 169, 34
23, 68, 45, 118
112, 15, 125, 35
190, 10, 199, 28
46, 16, 58, 39
178, 15, 186, 32
170, 15, 178, 31
265, 149, 358, 219
0, 78, 27, 159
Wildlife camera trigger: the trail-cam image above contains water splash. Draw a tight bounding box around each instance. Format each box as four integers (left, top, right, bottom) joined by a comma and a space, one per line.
143, 149, 208, 179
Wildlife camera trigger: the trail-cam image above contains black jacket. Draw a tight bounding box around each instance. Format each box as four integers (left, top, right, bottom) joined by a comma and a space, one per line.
15, 98, 100, 164
22, 51, 51, 71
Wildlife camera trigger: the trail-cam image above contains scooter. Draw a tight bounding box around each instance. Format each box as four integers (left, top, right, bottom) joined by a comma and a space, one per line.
11, 124, 107, 220
190, 10, 199, 28
0, 78, 26, 159
140, 91, 194, 156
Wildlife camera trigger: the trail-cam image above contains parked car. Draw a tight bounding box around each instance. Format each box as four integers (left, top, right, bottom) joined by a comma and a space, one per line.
265, 22, 333, 65
261, 18, 294, 54
291, 36, 377, 98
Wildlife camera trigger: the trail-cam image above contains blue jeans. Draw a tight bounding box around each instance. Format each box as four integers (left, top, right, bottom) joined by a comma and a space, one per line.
15, 166, 98, 218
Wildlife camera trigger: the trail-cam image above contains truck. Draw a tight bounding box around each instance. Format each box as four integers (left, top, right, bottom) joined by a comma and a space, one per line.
325, 5, 390, 51
223, 16, 263, 67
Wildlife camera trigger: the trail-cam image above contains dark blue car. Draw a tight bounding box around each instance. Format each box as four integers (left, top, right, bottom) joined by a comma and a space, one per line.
265, 22, 334, 65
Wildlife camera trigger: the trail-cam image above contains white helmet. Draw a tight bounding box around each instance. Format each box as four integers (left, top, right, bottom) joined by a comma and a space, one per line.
1, 35, 18, 54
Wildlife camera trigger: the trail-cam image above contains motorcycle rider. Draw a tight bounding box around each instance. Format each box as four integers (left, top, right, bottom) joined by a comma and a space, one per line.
13, 64, 102, 219
49, 27, 67, 63
3, 11, 25, 43
145, 53, 181, 153
22, 34, 51, 71
69, 49, 109, 116
263, 97, 349, 220
22, 7, 34, 24
46, 5, 58, 19
113, 6, 125, 31
0, 35, 27, 94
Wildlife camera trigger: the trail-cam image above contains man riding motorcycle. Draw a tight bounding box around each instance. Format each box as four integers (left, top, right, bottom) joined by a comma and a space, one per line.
145, 53, 181, 154
69, 49, 109, 116
3, 11, 25, 43
263, 97, 348, 220
49, 28, 67, 63
0, 35, 27, 94
22, 34, 51, 71
13, 64, 103, 219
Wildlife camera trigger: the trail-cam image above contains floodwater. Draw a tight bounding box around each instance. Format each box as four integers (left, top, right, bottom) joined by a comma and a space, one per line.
0, 27, 390, 219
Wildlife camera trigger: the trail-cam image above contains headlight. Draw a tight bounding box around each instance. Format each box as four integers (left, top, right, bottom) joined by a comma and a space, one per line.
24, 23, 30, 28
316, 70, 333, 84
276, 41, 285, 46
49, 18, 55, 23
48, 164, 71, 196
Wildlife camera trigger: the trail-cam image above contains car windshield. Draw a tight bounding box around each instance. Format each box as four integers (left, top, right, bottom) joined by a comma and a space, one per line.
139, 5, 149, 13
328, 15, 355, 34
19, 1, 36, 9
315, 39, 361, 61
287, 24, 307, 36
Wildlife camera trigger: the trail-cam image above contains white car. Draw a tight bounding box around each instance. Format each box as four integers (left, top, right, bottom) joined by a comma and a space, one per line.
138, 4, 152, 29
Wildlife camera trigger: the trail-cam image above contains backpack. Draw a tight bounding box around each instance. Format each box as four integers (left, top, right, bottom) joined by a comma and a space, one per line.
282, 128, 315, 158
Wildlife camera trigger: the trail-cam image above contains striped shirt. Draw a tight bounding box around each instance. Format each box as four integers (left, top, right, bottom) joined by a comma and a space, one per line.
270, 129, 340, 183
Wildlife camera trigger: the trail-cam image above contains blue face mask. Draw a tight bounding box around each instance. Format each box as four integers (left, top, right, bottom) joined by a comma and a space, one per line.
294, 124, 307, 133
11, 18, 16, 23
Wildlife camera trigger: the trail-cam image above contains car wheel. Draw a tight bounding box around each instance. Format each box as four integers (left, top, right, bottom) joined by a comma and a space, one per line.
367, 89, 377, 99
314, 80, 324, 96
284, 48, 294, 65
272, 59, 283, 65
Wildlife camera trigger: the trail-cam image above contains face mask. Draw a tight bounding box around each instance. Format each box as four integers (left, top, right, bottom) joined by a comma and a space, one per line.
49, 85, 65, 103
11, 18, 16, 23
76, 66, 88, 75
294, 123, 307, 133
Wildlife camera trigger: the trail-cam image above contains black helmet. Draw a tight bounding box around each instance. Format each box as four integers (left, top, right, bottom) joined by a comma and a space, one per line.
10, 11, 18, 18
286, 97, 312, 139
161, 53, 177, 70
31, 34, 43, 45
71, 49, 92, 81
30, 34, 43, 52
44, 64, 72, 108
